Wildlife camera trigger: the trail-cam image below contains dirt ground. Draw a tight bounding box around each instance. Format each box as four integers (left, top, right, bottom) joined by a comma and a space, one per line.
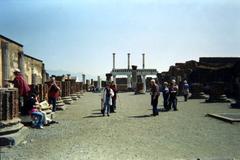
1, 92, 240, 160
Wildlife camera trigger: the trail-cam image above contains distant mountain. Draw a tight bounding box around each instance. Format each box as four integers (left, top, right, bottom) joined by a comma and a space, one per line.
46, 69, 97, 81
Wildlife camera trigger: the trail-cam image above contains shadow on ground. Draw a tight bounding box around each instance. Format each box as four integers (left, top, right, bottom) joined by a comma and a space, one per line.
128, 114, 152, 118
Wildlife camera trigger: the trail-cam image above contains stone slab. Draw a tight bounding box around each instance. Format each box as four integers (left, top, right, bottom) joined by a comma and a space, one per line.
0, 126, 29, 147
207, 113, 240, 123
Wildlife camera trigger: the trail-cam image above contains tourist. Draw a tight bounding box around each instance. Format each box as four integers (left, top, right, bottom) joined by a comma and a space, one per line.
48, 76, 60, 112
27, 93, 44, 129
150, 79, 160, 116
7, 68, 31, 115
110, 81, 118, 113
182, 80, 190, 102
169, 79, 179, 111
162, 81, 170, 111
102, 83, 114, 116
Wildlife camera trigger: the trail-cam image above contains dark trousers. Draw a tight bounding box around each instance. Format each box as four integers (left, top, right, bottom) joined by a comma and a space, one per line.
48, 97, 57, 112
151, 96, 159, 115
163, 96, 170, 111
169, 97, 177, 110
110, 99, 116, 113
184, 94, 188, 102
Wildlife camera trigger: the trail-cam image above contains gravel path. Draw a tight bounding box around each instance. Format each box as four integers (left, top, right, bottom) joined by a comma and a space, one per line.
1, 92, 240, 160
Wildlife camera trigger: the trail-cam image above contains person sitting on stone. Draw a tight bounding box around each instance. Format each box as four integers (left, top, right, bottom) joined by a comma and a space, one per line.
27, 93, 44, 129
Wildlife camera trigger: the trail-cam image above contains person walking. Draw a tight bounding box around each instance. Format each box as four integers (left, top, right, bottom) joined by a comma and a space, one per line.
150, 79, 160, 116
110, 81, 118, 113
7, 68, 30, 115
102, 83, 114, 116
162, 81, 170, 111
169, 79, 179, 111
182, 80, 190, 102
48, 77, 60, 112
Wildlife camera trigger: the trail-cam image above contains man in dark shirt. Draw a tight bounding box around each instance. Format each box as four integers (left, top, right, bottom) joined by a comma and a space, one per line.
150, 79, 160, 116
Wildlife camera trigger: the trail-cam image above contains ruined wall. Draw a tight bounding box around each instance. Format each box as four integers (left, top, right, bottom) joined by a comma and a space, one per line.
0, 36, 23, 87
24, 55, 43, 85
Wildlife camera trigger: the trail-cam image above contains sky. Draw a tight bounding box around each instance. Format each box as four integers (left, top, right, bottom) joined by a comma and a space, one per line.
0, 0, 240, 80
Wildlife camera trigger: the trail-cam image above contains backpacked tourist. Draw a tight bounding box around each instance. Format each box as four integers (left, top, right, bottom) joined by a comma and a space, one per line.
102, 83, 114, 116
7, 68, 30, 115
162, 81, 170, 111
48, 77, 60, 112
169, 79, 179, 111
150, 79, 160, 116
182, 80, 190, 102
110, 81, 118, 113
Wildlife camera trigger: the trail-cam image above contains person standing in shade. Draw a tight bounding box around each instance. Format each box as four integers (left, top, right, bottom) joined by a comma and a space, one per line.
7, 68, 30, 115
182, 80, 190, 102
162, 81, 170, 111
169, 79, 179, 111
110, 81, 118, 113
150, 79, 160, 116
48, 77, 60, 112
102, 83, 114, 116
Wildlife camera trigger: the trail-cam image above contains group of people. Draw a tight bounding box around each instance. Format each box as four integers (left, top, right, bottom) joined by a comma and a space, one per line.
6, 69, 60, 129
101, 81, 118, 116
150, 79, 190, 116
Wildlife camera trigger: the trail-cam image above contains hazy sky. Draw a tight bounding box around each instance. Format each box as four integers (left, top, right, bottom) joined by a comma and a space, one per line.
1, 0, 239, 79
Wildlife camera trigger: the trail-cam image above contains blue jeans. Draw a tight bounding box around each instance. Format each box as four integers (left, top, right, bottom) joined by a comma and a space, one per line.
104, 97, 110, 115
49, 97, 57, 112
31, 112, 44, 128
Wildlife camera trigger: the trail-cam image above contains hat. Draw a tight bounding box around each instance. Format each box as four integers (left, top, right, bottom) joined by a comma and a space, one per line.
164, 82, 168, 85
171, 79, 176, 83
14, 68, 20, 73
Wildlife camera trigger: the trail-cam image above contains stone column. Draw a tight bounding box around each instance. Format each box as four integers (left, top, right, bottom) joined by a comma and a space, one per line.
142, 53, 145, 69
113, 53, 116, 70
82, 74, 86, 84
142, 75, 146, 93
127, 75, 132, 89
91, 79, 94, 85
2, 42, 9, 87
131, 65, 137, 90
97, 76, 101, 89
18, 51, 25, 75
113, 75, 116, 84
128, 53, 130, 69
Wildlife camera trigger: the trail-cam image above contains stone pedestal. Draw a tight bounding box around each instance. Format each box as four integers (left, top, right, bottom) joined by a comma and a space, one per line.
62, 96, 73, 104
205, 82, 230, 103
127, 75, 132, 90
56, 99, 65, 110
189, 83, 206, 99
70, 94, 79, 101
135, 83, 145, 94
0, 88, 28, 147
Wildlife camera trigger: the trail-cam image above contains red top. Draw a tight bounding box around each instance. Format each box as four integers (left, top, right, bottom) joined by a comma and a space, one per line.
48, 82, 60, 98
13, 73, 30, 96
